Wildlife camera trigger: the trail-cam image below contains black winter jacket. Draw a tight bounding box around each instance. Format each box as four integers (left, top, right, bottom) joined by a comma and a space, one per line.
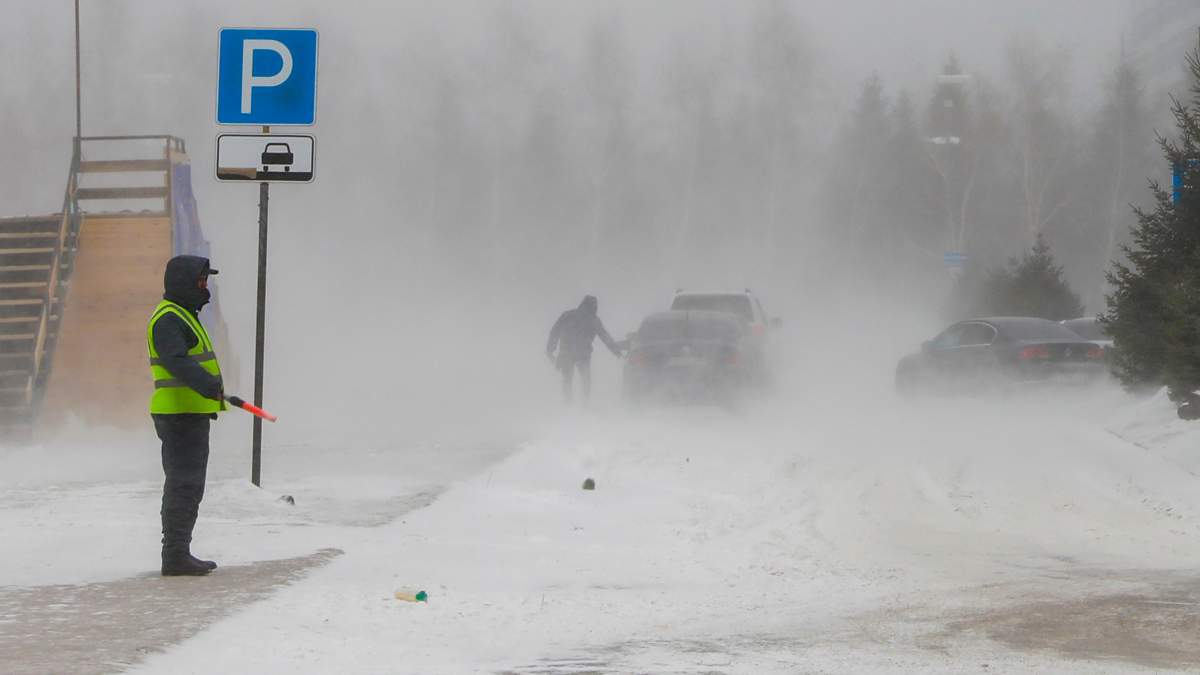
546, 295, 621, 366
151, 256, 223, 403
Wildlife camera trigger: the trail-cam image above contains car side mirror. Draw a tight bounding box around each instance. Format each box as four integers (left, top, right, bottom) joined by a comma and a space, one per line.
770, 317, 782, 329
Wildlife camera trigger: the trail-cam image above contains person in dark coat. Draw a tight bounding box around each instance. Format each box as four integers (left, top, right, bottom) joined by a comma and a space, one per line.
147, 255, 225, 576
546, 295, 623, 402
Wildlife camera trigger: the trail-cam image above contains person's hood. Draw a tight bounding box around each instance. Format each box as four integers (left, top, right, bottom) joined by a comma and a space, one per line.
579, 295, 598, 316
163, 255, 215, 312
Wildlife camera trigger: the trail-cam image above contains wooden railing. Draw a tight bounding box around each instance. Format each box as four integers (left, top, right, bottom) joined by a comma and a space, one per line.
23, 134, 186, 414
24, 141, 81, 408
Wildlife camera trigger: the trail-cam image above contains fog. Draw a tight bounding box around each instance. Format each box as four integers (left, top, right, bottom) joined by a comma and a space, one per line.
0, 1, 1150, 456
16, 5, 1200, 670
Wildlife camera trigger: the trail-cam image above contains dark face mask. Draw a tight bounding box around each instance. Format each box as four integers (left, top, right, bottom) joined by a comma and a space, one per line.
164, 255, 214, 312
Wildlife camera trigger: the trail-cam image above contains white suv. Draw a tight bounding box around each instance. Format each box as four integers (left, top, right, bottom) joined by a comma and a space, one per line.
669, 290, 778, 334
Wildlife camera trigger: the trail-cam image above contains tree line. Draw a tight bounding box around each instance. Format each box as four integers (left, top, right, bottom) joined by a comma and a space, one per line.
821, 43, 1161, 320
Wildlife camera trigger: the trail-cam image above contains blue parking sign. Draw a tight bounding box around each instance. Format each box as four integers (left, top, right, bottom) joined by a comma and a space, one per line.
217, 28, 318, 125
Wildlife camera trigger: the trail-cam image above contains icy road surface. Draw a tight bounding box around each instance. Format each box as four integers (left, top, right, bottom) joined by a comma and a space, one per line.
8, 388, 1200, 673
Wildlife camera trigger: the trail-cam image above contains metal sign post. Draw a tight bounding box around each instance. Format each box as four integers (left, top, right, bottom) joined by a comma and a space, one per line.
252, 124, 269, 486
216, 28, 318, 487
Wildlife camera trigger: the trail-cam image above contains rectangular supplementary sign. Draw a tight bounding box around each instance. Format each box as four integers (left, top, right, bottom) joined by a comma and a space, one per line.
216, 134, 314, 183
943, 252, 967, 266
217, 28, 318, 125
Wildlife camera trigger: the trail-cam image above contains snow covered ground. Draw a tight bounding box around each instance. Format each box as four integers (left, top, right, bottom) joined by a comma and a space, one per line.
6, 384, 1200, 673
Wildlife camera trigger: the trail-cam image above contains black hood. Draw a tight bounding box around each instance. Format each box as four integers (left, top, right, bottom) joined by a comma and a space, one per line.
579, 295, 598, 316
164, 255, 213, 312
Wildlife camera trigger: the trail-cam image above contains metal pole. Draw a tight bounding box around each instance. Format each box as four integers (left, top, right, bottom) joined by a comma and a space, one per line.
74, 0, 81, 141
251, 124, 270, 486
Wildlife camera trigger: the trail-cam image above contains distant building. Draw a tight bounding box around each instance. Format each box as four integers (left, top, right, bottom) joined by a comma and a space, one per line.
1128, 0, 1200, 93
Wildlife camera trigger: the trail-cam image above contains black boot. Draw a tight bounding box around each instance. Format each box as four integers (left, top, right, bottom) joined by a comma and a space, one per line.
190, 553, 218, 571
162, 554, 212, 576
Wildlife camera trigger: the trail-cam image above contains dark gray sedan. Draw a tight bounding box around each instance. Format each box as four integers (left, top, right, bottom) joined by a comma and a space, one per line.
896, 317, 1107, 395
623, 310, 751, 405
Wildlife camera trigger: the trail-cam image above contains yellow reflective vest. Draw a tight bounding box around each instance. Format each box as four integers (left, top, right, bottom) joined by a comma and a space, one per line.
147, 300, 225, 414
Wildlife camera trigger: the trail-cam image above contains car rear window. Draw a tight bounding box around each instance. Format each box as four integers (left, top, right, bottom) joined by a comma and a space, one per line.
639, 313, 742, 342
997, 319, 1083, 341
1061, 318, 1107, 340
670, 295, 754, 322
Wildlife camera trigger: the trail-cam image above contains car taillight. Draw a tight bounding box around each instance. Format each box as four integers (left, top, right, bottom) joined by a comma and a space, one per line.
726, 351, 739, 365
751, 323, 766, 337
628, 350, 645, 366
1019, 345, 1050, 360
1087, 345, 1105, 359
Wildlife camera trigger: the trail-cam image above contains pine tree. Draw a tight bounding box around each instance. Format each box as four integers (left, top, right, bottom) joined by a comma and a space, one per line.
946, 235, 1082, 320
1104, 48, 1200, 400
987, 235, 1084, 320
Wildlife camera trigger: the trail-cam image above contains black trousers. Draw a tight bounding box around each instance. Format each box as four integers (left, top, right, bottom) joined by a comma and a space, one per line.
153, 414, 211, 560
560, 358, 592, 403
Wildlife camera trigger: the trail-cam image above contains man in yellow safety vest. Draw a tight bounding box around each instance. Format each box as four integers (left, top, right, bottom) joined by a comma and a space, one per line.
147, 255, 225, 576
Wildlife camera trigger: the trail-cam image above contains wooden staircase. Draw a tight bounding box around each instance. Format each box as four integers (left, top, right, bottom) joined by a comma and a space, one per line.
0, 215, 67, 437
0, 135, 185, 440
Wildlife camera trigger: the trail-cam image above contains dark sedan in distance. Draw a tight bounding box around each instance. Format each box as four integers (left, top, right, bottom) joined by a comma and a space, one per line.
896, 317, 1107, 395
623, 310, 751, 406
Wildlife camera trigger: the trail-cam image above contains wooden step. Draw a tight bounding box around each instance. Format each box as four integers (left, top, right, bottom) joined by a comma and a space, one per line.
0, 281, 49, 288
0, 404, 34, 421
78, 159, 170, 173
75, 186, 167, 200
0, 270, 53, 285
0, 216, 62, 233
0, 339, 38, 354
0, 322, 39, 337
0, 232, 57, 240
0, 288, 49, 302
0, 282, 50, 293
81, 210, 169, 220
0, 310, 45, 322
0, 370, 30, 386
0, 251, 56, 267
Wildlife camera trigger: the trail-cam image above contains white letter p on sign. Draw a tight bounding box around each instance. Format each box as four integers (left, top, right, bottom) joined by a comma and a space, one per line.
241, 39, 293, 114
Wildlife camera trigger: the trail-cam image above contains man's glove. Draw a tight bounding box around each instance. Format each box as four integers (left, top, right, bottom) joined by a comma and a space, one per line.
202, 376, 224, 402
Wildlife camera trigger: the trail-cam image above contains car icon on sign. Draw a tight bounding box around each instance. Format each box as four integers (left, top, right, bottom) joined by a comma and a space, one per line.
261, 142, 294, 173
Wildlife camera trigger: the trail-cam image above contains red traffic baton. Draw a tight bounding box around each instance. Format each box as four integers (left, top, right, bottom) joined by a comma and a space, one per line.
226, 396, 278, 423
